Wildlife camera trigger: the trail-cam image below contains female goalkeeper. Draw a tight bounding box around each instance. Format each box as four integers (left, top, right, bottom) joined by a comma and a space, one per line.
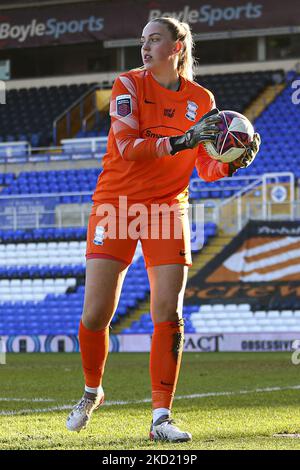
66, 16, 260, 442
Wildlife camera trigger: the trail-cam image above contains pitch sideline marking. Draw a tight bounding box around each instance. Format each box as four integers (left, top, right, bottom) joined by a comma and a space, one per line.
0, 398, 55, 402
1, 384, 300, 416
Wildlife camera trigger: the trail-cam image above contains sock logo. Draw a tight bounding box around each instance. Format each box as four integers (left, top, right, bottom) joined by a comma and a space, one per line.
172, 331, 184, 360
160, 381, 174, 386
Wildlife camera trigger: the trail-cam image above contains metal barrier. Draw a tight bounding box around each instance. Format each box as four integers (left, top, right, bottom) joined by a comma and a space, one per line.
0, 174, 297, 232
215, 172, 295, 233
53, 85, 99, 144
0, 137, 107, 164
0, 192, 92, 230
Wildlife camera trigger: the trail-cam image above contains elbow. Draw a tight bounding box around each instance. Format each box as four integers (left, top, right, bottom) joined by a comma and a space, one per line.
120, 149, 133, 161
201, 174, 212, 182
122, 153, 136, 162
197, 170, 212, 182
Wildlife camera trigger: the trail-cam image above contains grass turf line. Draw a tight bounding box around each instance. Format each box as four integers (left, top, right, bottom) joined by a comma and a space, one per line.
0, 352, 300, 450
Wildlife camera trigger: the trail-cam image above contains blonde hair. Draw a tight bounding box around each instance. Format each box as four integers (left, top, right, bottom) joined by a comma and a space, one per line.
151, 17, 196, 81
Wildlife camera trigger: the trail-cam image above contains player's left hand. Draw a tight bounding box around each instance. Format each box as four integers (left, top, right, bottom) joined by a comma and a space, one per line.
229, 132, 261, 174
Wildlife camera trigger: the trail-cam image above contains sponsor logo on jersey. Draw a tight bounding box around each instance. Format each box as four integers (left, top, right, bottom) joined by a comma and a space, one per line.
185, 101, 198, 121
116, 94, 132, 117
164, 108, 175, 118
93, 225, 105, 245
145, 129, 165, 138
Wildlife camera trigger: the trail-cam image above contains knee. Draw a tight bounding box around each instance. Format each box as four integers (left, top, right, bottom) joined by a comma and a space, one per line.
153, 298, 181, 323
82, 303, 111, 331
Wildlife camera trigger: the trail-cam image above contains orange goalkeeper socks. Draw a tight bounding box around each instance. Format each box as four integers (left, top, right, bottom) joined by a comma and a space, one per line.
79, 320, 109, 388
150, 319, 184, 410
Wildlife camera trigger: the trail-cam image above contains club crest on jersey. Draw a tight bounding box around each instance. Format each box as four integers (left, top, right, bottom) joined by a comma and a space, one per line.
93, 226, 105, 246
185, 101, 198, 121
116, 94, 132, 117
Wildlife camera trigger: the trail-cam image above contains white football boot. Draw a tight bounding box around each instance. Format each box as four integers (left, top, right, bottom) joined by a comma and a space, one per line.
149, 415, 192, 442
66, 393, 104, 432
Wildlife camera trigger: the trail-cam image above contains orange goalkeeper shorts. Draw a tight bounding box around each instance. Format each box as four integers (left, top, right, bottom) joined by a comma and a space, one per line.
86, 204, 192, 268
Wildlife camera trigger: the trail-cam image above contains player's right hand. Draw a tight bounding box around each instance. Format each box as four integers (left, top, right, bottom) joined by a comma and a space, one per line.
185, 108, 221, 148
169, 108, 221, 155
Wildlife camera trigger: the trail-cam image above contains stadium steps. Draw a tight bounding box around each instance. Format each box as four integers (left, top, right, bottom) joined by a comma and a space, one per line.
114, 232, 233, 334
243, 84, 285, 121
188, 233, 234, 278
114, 296, 152, 334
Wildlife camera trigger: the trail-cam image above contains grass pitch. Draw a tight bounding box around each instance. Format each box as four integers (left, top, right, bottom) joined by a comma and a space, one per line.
0, 352, 300, 450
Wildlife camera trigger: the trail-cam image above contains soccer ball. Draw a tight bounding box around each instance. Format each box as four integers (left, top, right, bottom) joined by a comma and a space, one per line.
204, 110, 254, 163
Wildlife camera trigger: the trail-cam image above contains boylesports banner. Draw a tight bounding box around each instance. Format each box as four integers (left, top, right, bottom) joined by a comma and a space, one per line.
1, 332, 299, 352
0, 0, 299, 49
185, 221, 300, 308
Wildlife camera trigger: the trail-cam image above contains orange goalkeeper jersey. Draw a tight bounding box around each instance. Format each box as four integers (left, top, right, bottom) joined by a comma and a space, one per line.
92, 68, 229, 209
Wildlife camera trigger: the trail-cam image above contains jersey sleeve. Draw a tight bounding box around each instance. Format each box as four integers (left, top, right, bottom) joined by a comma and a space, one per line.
110, 74, 172, 161
195, 90, 230, 181
195, 144, 229, 181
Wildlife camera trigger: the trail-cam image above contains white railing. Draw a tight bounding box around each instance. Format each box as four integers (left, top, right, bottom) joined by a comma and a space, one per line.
0, 173, 298, 231
0, 192, 92, 230
0, 137, 107, 164
214, 172, 296, 233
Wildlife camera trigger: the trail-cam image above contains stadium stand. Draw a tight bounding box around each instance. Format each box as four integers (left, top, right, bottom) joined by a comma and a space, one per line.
0, 223, 217, 336
122, 307, 197, 334
0, 168, 254, 200
196, 70, 284, 114
0, 69, 292, 206
122, 304, 300, 335
0, 168, 101, 198
243, 72, 300, 176
0, 83, 96, 146
190, 304, 300, 333
0, 70, 283, 147
0, 242, 146, 335
0, 66, 299, 341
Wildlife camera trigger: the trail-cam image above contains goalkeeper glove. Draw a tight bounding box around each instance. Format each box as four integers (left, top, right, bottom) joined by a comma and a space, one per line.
169, 108, 221, 155
228, 132, 261, 176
